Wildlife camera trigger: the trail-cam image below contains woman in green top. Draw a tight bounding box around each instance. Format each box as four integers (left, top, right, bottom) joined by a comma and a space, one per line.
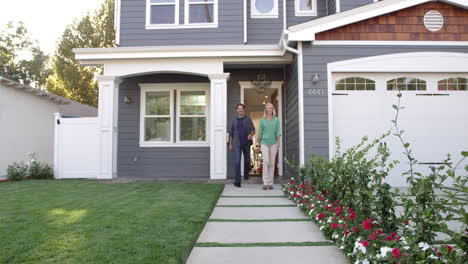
257, 103, 281, 190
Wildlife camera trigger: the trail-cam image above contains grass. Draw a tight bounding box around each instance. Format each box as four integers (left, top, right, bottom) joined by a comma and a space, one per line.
0, 180, 223, 264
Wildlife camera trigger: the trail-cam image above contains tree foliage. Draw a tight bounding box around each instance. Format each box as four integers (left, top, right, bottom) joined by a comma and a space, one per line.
0, 22, 51, 87
46, 0, 115, 107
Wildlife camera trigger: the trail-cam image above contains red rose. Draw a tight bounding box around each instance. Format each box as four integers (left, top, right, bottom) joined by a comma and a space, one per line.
447, 245, 453, 252
344, 230, 350, 236
289, 180, 295, 184
317, 213, 325, 220
392, 248, 400, 259
376, 229, 384, 235
403, 220, 409, 225
362, 219, 372, 230
352, 226, 359, 232
330, 222, 339, 229
385, 235, 394, 241
349, 211, 356, 220
360, 240, 369, 247
370, 233, 377, 241
342, 216, 347, 221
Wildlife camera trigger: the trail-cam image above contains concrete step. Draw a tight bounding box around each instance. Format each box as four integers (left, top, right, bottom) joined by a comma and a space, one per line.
209, 207, 307, 220
222, 184, 284, 197
217, 197, 294, 206
186, 246, 348, 264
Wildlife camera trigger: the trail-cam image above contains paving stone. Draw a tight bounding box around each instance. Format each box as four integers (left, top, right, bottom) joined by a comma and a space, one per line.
222, 184, 284, 197
186, 246, 348, 264
217, 197, 294, 206
197, 222, 327, 243
209, 207, 307, 220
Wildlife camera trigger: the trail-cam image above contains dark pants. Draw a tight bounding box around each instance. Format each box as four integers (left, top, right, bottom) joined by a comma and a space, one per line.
233, 144, 250, 185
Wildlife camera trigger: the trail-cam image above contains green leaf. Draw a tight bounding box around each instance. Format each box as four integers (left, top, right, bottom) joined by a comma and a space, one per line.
461, 151, 468, 157
392, 104, 398, 110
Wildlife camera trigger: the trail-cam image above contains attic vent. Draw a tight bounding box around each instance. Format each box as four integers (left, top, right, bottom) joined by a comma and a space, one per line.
424, 10, 444, 32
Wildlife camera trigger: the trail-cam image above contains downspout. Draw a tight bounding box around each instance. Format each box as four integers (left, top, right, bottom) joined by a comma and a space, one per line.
283, 0, 287, 30
336, 0, 341, 13
244, 0, 247, 43
282, 35, 305, 167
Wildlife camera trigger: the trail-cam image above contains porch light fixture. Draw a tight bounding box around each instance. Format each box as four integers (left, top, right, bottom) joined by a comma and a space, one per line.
251, 72, 272, 94
312, 73, 320, 85
124, 96, 131, 104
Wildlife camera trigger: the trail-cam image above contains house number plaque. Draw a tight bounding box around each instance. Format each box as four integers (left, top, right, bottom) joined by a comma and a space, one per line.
305, 88, 327, 96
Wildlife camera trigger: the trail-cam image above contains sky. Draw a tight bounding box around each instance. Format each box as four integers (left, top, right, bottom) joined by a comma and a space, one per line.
0, 0, 105, 55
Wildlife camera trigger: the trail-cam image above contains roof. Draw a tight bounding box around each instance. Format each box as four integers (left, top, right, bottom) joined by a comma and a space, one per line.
288, 0, 468, 41
0, 76, 70, 104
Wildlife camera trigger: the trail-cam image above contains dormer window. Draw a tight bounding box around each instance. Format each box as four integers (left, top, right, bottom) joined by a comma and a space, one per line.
147, 0, 179, 25
251, 0, 278, 18
295, 0, 317, 16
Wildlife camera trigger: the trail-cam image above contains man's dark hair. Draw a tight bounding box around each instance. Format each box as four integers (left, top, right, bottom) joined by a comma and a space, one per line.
236, 103, 246, 110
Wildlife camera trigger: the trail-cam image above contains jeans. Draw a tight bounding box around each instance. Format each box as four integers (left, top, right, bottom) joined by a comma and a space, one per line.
233, 144, 250, 185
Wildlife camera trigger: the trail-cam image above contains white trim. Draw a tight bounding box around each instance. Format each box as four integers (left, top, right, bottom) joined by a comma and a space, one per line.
336, 0, 340, 13
244, 0, 248, 43
297, 42, 305, 166
53, 113, 61, 179
176, 88, 210, 144
139, 83, 210, 148
184, 0, 218, 27
114, 0, 121, 45
145, 0, 179, 29
295, 0, 318, 17
74, 45, 285, 61
313, 41, 468, 46
288, 0, 468, 41
251, 0, 279, 18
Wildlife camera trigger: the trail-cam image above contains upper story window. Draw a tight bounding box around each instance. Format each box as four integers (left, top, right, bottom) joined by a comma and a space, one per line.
147, 0, 179, 26
336, 77, 375, 91
387, 77, 427, 91
251, 0, 278, 18
146, 0, 218, 29
186, 0, 216, 24
295, 0, 317, 16
438, 78, 468, 91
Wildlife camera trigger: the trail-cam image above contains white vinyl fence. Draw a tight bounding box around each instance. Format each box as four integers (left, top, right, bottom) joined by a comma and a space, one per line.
54, 114, 99, 179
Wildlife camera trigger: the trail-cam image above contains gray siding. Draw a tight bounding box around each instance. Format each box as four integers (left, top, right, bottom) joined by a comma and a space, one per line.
284, 58, 299, 175
225, 68, 285, 178
301, 44, 468, 161
120, 0, 328, 46
117, 74, 210, 179
340, 0, 372, 12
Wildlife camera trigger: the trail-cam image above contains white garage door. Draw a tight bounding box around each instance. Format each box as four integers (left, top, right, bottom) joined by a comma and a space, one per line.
331, 73, 468, 187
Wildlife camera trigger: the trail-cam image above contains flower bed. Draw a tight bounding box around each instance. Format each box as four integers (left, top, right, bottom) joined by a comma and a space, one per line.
282, 179, 466, 264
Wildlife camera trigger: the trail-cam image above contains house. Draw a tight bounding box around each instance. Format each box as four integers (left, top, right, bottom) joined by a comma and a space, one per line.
0, 77, 97, 177
71, 0, 468, 186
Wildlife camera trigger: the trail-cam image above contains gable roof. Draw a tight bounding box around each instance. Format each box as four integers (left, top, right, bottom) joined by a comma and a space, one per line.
288, 0, 468, 41
0, 76, 70, 104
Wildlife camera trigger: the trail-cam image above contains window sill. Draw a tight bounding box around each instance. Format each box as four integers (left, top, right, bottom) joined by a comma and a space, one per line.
145, 24, 218, 30
140, 142, 210, 148
250, 14, 279, 19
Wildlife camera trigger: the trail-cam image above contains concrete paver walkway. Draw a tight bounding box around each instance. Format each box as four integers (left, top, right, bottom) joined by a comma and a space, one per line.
186, 183, 348, 264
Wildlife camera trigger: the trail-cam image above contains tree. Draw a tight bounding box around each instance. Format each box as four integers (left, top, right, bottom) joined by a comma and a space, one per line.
46, 0, 115, 107
0, 22, 51, 87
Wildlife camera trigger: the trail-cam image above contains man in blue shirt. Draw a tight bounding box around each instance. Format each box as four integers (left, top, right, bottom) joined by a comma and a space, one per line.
229, 104, 255, 187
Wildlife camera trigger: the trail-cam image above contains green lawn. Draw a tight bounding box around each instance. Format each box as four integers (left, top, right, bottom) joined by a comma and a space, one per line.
0, 180, 223, 264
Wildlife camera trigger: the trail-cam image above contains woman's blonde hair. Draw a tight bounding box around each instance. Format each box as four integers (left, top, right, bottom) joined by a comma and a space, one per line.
263, 103, 276, 117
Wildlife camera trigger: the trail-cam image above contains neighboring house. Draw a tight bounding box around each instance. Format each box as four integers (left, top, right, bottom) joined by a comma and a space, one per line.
72, 0, 468, 186
0, 77, 97, 177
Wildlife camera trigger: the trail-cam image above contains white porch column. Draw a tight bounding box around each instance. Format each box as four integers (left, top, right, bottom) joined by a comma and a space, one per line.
208, 73, 230, 179
96, 75, 122, 179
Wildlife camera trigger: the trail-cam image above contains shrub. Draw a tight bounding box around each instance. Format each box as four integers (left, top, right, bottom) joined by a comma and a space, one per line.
6, 162, 28, 181
28, 161, 54, 179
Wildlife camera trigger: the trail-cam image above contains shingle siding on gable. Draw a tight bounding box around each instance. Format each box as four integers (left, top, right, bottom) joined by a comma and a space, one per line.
119, 0, 330, 46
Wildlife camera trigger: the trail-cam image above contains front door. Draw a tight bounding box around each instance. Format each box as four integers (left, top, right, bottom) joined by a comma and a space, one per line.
239, 81, 283, 177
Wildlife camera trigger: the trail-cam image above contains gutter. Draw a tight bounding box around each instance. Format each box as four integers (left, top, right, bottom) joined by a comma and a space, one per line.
280, 32, 305, 167
244, 0, 248, 43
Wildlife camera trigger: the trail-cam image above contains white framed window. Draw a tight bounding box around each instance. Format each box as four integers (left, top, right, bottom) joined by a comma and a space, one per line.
387, 77, 427, 91
185, 0, 218, 25
295, 0, 317, 16
438, 77, 468, 91
251, 0, 278, 18
146, 0, 179, 28
139, 83, 210, 147
336, 77, 375, 91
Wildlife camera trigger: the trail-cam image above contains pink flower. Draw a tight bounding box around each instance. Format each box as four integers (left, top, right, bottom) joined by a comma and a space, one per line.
392, 248, 400, 259
349, 211, 356, 220
330, 222, 339, 229
362, 219, 373, 230
370, 233, 377, 241
447, 245, 453, 252
289, 180, 295, 184
360, 240, 369, 247
385, 235, 394, 241
352, 226, 359, 232
376, 229, 383, 235
344, 230, 350, 236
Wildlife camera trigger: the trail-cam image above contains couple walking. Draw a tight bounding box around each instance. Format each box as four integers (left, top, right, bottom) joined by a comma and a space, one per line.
229, 103, 281, 189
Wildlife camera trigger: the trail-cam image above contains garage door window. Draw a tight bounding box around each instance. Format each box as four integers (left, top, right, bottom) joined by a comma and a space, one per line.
438, 78, 468, 91
335, 77, 375, 91
387, 77, 426, 91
